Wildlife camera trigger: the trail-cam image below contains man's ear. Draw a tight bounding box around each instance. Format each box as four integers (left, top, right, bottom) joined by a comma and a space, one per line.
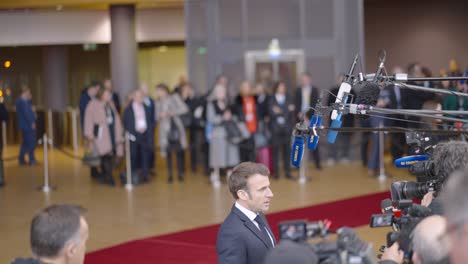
237, 189, 249, 201
64, 241, 77, 259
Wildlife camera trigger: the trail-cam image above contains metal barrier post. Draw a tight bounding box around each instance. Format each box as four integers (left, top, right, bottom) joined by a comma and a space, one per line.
298, 150, 308, 184
125, 132, 133, 190
2, 121, 6, 149
71, 110, 78, 151
47, 110, 54, 148
41, 134, 52, 193
377, 120, 388, 181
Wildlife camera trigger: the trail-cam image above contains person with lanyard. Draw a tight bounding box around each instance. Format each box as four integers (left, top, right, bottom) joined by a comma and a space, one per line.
84, 87, 123, 186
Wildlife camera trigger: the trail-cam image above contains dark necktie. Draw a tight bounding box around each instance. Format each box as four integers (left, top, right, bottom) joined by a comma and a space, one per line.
254, 215, 274, 248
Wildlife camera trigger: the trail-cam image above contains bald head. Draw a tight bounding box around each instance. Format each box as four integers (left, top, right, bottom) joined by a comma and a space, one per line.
412, 215, 450, 264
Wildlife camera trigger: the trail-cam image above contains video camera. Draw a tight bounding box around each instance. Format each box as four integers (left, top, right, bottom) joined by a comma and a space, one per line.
278, 220, 375, 264
391, 132, 440, 201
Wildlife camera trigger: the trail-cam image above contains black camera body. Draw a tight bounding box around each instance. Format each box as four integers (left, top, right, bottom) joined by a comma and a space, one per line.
278, 220, 375, 264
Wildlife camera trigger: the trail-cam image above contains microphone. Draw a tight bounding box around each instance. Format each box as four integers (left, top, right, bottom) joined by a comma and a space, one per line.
291, 135, 305, 168
394, 155, 429, 168
354, 81, 381, 106
408, 204, 433, 217
326, 113, 342, 144
381, 199, 393, 214
330, 55, 358, 120
307, 115, 322, 150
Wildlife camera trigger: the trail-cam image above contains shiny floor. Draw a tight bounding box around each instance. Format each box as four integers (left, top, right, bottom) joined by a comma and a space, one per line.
0, 145, 413, 263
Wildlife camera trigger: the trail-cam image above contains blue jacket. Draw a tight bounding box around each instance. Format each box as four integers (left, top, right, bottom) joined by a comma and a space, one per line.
16, 98, 36, 132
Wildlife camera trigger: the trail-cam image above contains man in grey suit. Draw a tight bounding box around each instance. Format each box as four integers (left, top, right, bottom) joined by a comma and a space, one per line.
216, 162, 276, 264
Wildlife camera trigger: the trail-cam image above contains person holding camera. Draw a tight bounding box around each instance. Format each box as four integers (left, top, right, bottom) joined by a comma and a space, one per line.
217, 162, 275, 264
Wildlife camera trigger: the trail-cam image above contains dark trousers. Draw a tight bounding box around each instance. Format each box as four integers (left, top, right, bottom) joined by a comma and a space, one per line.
272, 132, 291, 178
188, 127, 197, 171
329, 133, 352, 160
19, 129, 36, 163
239, 137, 256, 162
166, 145, 184, 181
91, 154, 114, 184
390, 133, 406, 161
310, 145, 321, 169
360, 119, 372, 166
130, 134, 151, 181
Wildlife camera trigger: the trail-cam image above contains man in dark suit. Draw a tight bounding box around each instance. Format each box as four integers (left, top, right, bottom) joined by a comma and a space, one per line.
0, 100, 8, 186
217, 162, 276, 264
294, 72, 321, 169
16, 87, 37, 165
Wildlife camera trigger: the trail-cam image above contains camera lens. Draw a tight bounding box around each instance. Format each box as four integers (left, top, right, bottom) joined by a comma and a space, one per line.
401, 182, 430, 199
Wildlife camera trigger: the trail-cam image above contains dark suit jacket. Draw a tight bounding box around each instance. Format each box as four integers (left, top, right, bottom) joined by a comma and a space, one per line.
294, 86, 319, 120
268, 95, 294, 135
217, 205, 276, 264
16, 98, 36, 132
123, 101, 155, 147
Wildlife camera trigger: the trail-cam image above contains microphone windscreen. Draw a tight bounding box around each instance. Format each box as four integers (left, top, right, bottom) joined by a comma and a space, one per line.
291, 136, 305, 168
326, 114, 342, 144
355, 81, 380, 106
307, 116, 322, 150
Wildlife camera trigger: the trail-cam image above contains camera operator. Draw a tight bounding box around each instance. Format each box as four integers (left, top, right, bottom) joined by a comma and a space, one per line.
379, 215, 450, 264
421, 141, 468, 215
263, 240, 318, 264
441, 168, 468, 264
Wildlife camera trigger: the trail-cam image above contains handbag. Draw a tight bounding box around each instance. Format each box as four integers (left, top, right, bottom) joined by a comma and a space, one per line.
254, 121, 271, 148
82, 142, 101, 167
167, 118, 181, 144
224, 120, 250, 144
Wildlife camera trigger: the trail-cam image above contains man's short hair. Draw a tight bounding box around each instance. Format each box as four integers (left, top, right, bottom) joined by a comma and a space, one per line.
228, 162, 270, 199
433, 140, 468, 187
31, 204, 86, 258
442, 168, 468, 227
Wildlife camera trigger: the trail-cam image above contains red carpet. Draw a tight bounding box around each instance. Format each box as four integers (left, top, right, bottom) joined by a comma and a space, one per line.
85, 191, 389, 264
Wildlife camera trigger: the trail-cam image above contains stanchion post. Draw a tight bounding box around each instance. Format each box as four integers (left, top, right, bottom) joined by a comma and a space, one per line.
42, 134, 51, 193
47, 110, 54, 148
298, 150, 308, 184
125, 132, 133, 190
377, 120, 388, 181
71, 110, 78, 152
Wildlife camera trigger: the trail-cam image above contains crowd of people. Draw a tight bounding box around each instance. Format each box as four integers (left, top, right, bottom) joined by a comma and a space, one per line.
75, 72, 330, 187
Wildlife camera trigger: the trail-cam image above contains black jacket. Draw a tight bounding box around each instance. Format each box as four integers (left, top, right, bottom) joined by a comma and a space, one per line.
11, 258, 42, 264
232, 95, 259, 124
294, 86, 319, 120
268, 95, 294, 134
123, 101, 155, 147
217, 205, 276, 264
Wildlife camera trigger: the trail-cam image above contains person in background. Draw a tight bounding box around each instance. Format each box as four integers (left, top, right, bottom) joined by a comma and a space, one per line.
326, 73, 355, 165
79, 82, 99, 130
173, 74, 187, 95
16, 87, 37, 165
140, 83, 156, 175
123, 89, 153, 183
294, 72, 321, 170
443, 71, 468, 122
155, 83, 188, 183
207, 84, 240, 187
11, 204, 89, 264
268, 81, 295, 180
233, 81, 258, 163
104, 79, 121, 113
84, 87, 123, 186
0, 100, 8, 187
255, 82, 270, 123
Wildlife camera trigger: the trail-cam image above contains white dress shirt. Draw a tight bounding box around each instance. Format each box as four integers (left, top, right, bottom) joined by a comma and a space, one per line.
235, 202, 275, 247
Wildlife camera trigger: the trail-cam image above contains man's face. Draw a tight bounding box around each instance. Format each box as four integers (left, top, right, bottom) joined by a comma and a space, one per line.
69, 217, 89, 264
301, 75, 311, 86
448, 222, 468, 264
243, 174, 274, 213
